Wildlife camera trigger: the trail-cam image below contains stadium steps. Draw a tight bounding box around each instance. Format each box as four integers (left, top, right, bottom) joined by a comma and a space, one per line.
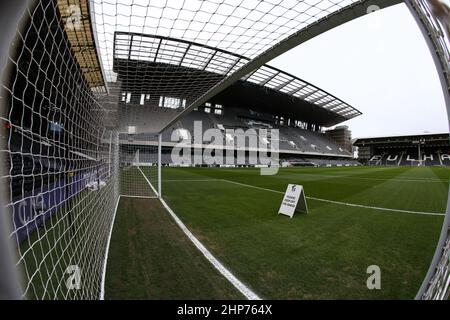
437, 151, 444, 166
397, 152, 405, 166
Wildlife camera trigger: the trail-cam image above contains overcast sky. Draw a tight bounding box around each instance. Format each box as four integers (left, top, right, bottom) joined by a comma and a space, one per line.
270, 3, 449, 139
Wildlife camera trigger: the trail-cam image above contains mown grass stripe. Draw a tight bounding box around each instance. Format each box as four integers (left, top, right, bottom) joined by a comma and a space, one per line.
221, 179, 445, 216
164, 178, 444, 217
140, 169, 262, 300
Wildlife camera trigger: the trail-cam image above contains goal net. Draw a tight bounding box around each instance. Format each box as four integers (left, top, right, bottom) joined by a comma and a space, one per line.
119, 136, 159, 199
0, 0, 121, 299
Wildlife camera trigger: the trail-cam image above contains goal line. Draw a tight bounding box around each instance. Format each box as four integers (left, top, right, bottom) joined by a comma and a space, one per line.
137, 167, 261, 300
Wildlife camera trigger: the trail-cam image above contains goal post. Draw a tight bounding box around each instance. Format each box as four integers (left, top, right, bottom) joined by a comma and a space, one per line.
158, 134, 162, 199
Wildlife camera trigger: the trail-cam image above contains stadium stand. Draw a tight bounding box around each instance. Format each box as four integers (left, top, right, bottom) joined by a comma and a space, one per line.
112, 33, 361, 168
178, 108, 351, 155
354, 133, 450, 166
119, 106, 357, 167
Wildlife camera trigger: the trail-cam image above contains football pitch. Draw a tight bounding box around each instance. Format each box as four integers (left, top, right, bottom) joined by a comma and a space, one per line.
106, 166, 449, 300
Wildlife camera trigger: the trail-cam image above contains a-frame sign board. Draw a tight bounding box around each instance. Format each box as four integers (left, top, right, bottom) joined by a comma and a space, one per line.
278, 184, 308, 218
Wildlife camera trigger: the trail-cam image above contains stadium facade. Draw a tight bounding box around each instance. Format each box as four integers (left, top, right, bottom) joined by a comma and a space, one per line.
354, 133, 450, 166
116, 34, 362, 168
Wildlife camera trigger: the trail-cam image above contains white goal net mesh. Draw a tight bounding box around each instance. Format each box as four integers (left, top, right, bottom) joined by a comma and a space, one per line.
91, 0, 359, 134
0, 0, 120, 299
119, 135, 159, 198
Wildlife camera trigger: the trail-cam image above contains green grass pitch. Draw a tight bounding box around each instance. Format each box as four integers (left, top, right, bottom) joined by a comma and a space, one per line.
105, 197, 244, 299
107, 166, 449, 300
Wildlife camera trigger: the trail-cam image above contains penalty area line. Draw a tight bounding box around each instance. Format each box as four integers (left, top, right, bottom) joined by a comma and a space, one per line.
100, 195, 121, 300
164, 179, 220, 182
119, 194, 158, 199
138, 170, 261, 300
137, 166, 159, 197
220, 179, 445, 217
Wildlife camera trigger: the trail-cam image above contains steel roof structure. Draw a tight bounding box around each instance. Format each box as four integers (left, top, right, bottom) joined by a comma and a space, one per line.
89, 0, 402, 133
354, 133, 450, 146
57, 0, 106, 92
113, 32, 362, 121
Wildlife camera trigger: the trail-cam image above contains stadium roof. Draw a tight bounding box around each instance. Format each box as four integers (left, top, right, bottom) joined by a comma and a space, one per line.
56, 0, 106, 92
354, 132, 450, 145
86, 0, 403, 133
92, 0, 363, 82
113, 32, 362, 122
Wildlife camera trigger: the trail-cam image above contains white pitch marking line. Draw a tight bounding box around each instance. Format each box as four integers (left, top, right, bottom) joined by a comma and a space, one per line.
138, 170, 261, 300
137, 166, 159, 197
305, 196, 445, 216
100, 195, 121, 300
119, 194, 158, 199
164, 179, 219, 182
281, 173, 447, 183
217, 179, 444, 217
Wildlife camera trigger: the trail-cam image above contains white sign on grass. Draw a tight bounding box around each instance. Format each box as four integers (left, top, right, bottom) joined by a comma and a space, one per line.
278, 184, 308, 218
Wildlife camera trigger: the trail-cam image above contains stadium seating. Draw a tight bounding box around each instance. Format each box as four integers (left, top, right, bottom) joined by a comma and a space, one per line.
297, 158, 360, 167
118, 107, 356, 167
441, 151, 450, 165
355, 134, 450, 167
174, 109, 351, 156
368, 150, 448, 166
